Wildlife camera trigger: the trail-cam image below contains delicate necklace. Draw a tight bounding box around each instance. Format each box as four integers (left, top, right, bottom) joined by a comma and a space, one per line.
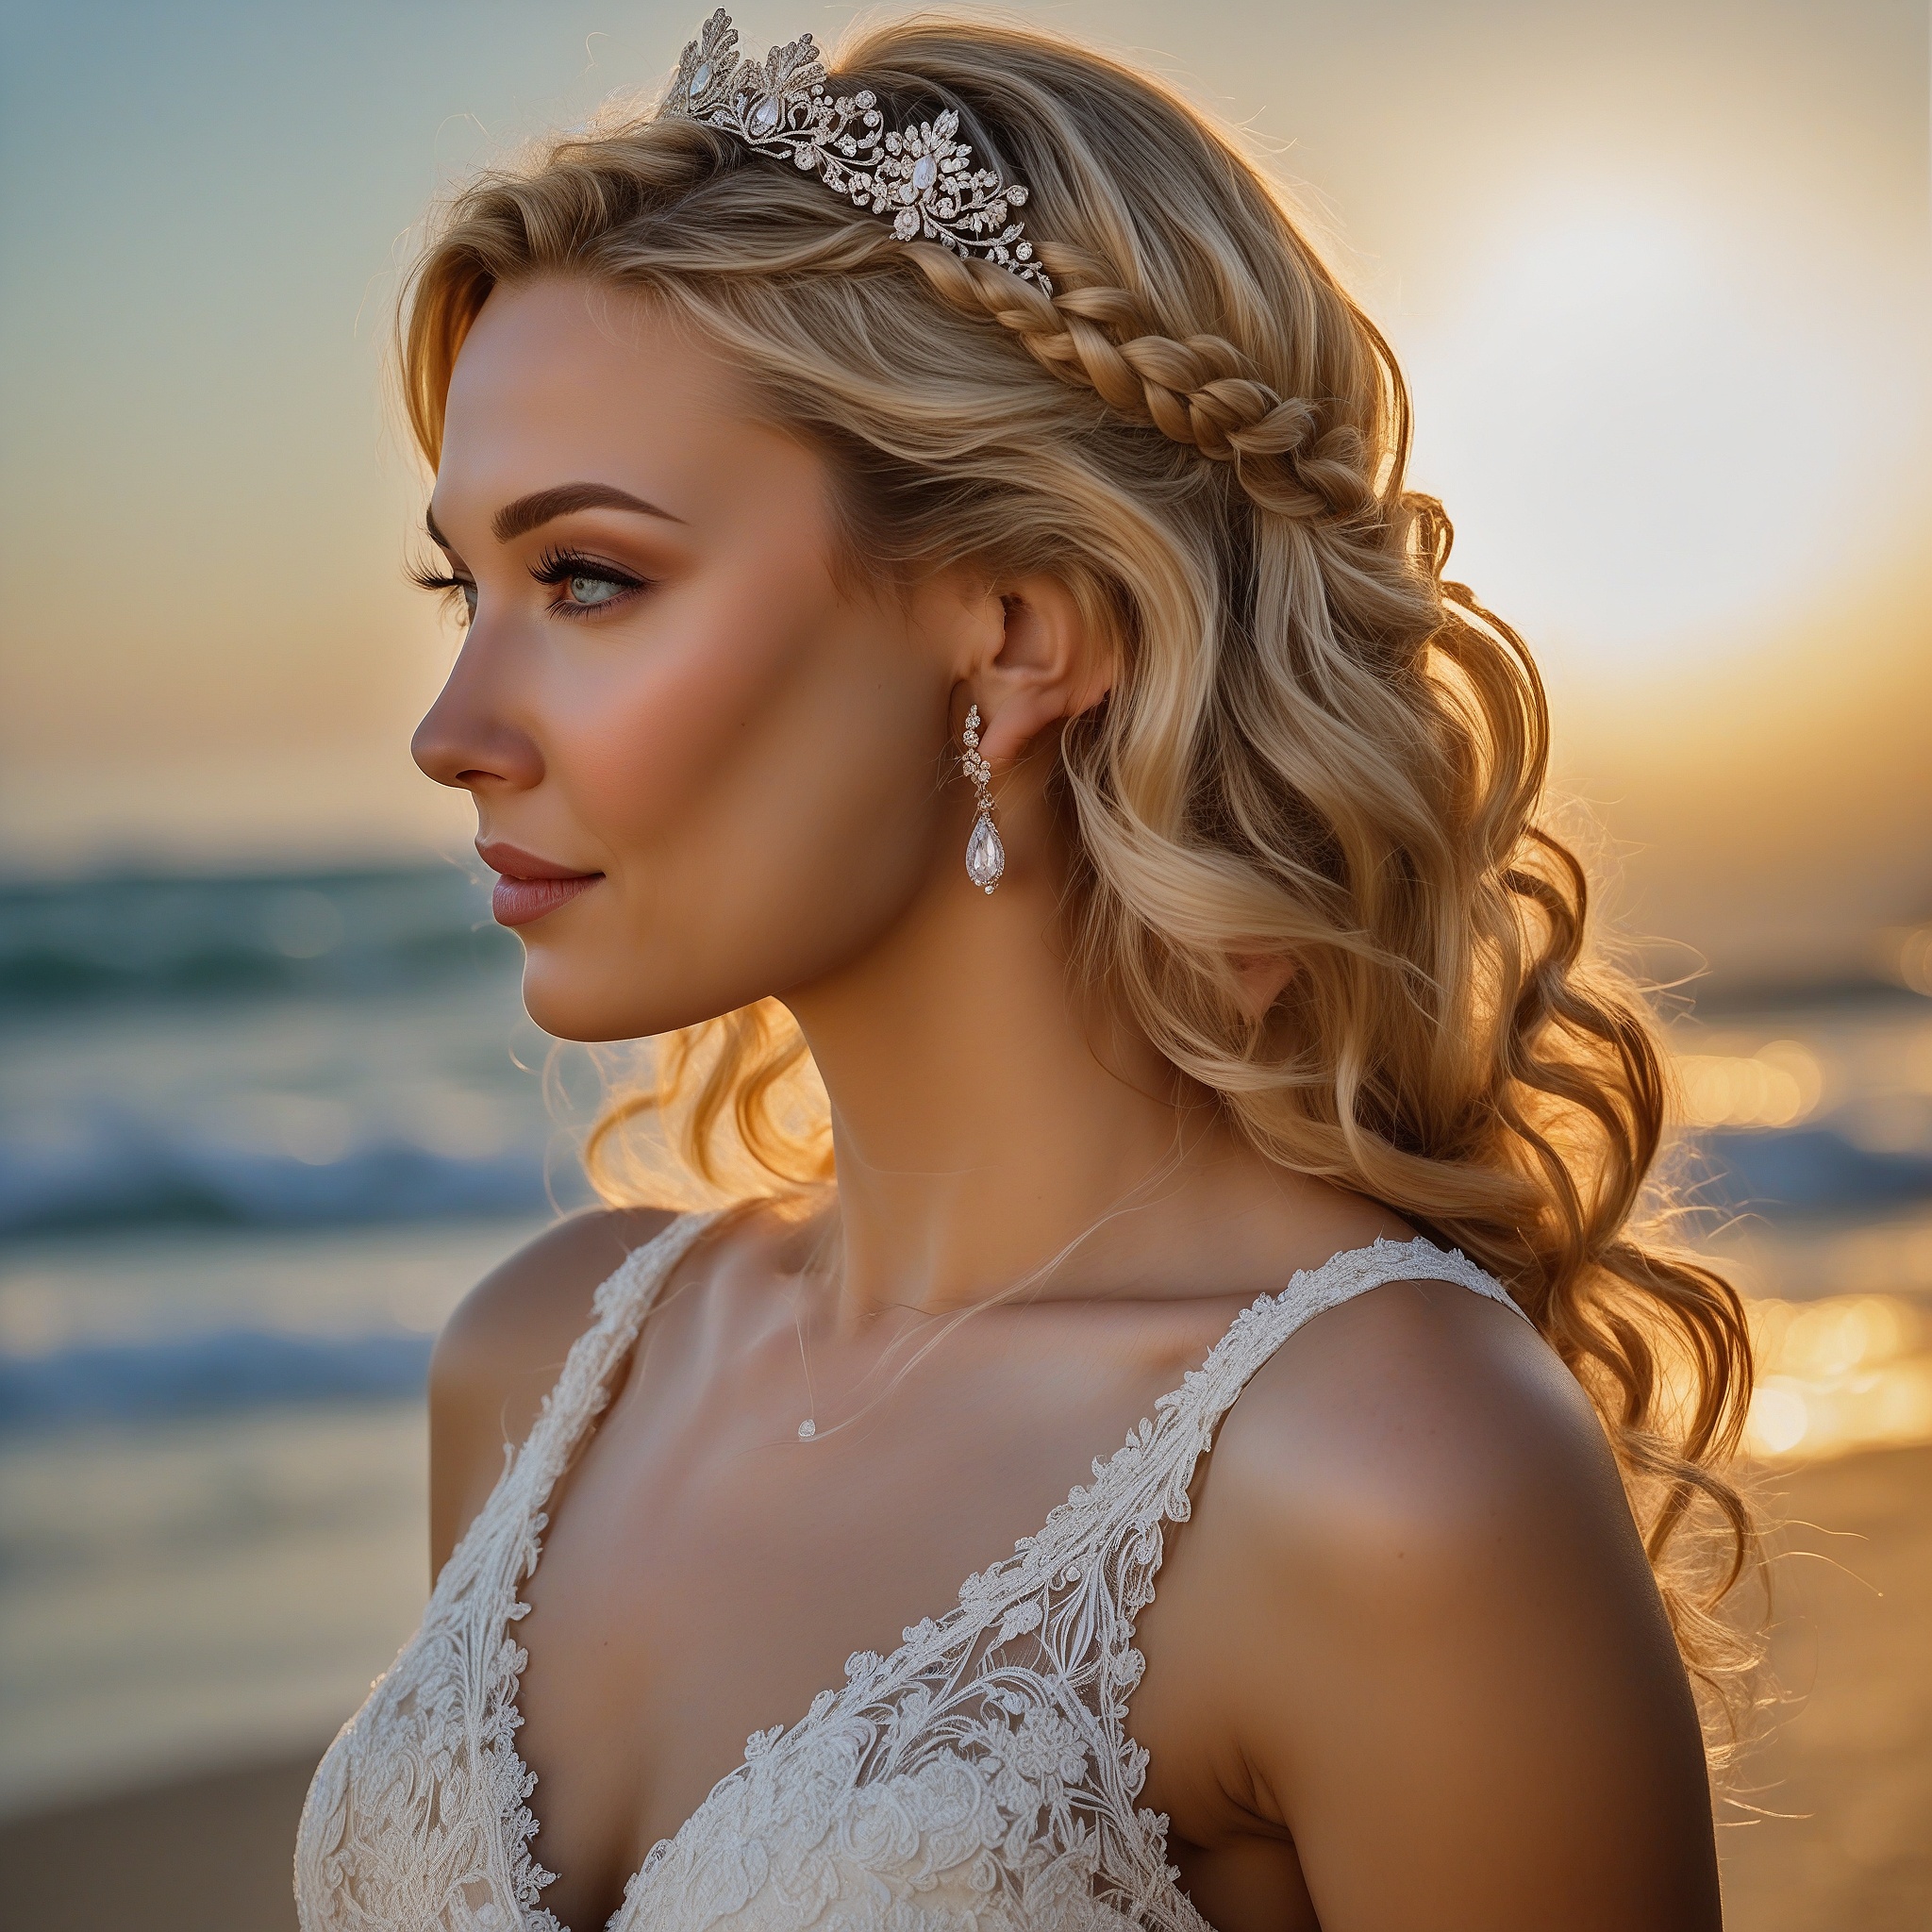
793, 1286, 818, 1441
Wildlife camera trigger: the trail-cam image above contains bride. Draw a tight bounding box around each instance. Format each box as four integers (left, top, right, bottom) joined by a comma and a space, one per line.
297, 12, 1757, 1929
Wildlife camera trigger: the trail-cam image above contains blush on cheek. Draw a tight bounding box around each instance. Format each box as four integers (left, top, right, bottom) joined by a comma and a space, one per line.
555, 583, 833, 851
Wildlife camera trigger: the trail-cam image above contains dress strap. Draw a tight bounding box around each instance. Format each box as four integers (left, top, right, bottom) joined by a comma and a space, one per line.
1054, 1239, 1526, 1682
958, 1238, 1526, 1656
958, 1235, 1528, 1635
1165, 1235, 1526, 1459
506, 1209, 723, 1522
927, 1235, 1528, 1862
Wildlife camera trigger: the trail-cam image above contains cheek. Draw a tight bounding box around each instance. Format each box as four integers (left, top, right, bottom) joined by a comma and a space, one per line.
517, 599, 943, 1041
534, 553, 817, 849
547, 635, 767, 851
540, 579, 929, 883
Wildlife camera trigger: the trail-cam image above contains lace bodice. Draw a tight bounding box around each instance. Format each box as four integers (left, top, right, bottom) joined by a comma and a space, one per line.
295, 1215, 1521, 1931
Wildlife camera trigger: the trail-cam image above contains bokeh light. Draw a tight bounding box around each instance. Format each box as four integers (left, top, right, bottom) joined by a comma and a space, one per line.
1744, 1291, 1932, 1460
1673, 1041, 1825, 1130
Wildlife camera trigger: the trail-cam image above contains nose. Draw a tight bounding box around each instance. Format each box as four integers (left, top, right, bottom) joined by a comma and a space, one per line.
410, 634, 544, 794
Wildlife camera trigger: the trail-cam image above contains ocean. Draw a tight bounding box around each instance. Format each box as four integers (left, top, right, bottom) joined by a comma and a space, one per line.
2, 865, 1929, 1815
0, 867, 575, 1811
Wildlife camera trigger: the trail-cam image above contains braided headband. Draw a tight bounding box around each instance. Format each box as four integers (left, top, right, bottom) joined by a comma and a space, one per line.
663, 8, 1050, 292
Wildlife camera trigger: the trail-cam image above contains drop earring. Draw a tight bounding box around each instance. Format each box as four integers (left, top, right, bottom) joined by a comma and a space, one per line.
960, 705, 1005, 893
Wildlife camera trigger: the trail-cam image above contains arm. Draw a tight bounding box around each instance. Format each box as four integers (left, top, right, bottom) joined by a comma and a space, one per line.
1141, 1279, 1721, 1932
427, 1206, 677, 1576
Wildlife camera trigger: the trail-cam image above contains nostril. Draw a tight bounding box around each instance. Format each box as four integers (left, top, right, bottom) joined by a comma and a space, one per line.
410, 678, 543, 792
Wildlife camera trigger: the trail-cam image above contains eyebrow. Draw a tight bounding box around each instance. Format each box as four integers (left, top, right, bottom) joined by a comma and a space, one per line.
492, 482, 682, 543
423, 483, 683, 554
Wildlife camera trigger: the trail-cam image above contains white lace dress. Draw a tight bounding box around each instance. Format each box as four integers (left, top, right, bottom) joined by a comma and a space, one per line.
294, 1213, 1521, 1931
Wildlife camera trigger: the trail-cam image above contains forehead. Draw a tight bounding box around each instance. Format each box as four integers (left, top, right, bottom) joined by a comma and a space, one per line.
435, 277, 824, 533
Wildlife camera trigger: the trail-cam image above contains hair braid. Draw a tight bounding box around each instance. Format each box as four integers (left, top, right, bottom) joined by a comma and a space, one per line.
899, 240, 1373, 524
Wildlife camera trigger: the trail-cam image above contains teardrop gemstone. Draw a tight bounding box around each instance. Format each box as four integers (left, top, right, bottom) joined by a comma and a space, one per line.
965, 812, 1005, 891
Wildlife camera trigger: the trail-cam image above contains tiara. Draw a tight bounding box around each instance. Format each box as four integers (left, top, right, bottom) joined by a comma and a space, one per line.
662, 8, 1051, 292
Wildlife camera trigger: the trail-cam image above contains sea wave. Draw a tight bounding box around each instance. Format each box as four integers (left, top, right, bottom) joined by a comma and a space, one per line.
0, 1121, 571, 1240
0, 865, 517, 1008
0, 1328, 434, 1430
1705, 1126, 1932, 1213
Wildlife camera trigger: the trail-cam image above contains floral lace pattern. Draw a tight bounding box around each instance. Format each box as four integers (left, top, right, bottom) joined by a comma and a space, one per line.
296, 1220, 1521, 1931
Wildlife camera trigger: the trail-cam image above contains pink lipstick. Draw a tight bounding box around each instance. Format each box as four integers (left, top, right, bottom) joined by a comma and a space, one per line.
476, 842, 605, 928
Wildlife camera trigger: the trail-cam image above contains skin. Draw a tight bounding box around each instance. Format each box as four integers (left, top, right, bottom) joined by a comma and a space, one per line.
414, 276, 1723, 1932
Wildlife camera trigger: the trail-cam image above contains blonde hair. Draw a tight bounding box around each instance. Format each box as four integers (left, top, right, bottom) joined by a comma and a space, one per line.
401, 15, 1759, 1744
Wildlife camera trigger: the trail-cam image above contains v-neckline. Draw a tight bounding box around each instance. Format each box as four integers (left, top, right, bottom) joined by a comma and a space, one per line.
486, 1223, 1483, 1932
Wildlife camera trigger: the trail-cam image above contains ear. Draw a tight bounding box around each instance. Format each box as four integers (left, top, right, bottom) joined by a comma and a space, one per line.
1230, 951, 1298, 1019
960, 575, 1114, 767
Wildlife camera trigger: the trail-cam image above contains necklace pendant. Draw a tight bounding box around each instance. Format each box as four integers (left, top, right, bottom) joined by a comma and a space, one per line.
797, 1418, 816, 1441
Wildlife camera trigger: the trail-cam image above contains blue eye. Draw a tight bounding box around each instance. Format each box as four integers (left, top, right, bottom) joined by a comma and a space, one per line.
566, 574, 627, 607
530, 546, 649, 615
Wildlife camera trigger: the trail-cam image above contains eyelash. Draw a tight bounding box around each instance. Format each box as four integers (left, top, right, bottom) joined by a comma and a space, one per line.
529, 547, 651, 618
405, 550, 653, 623
407, 559, 475, 624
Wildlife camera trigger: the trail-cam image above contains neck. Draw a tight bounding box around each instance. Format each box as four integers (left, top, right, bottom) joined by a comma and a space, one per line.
783, 826, 1248, 1325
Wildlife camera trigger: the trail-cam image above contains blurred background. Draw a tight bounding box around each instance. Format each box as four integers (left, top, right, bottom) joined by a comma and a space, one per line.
1, 1, 1927, 1925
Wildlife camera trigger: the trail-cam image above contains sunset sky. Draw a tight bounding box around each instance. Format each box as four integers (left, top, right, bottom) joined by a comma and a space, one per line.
2, 0, 1926, 985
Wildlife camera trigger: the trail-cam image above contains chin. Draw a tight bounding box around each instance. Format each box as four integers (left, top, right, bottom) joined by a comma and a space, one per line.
509, 946, 631, 1042
516, 943, 753, 1045
519, 970, 650, 1043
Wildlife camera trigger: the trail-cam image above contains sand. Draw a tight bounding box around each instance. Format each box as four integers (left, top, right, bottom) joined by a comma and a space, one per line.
5, 1442, 1927, 1932
1719, 1443, 1932, 1929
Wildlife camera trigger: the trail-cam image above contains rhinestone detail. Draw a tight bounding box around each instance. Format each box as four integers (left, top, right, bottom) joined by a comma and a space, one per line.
960, 705, 1005, 893
665, 9, 1050, 291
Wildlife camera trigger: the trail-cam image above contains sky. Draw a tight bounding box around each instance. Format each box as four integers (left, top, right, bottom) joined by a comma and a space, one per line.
1, 0, 1927, 986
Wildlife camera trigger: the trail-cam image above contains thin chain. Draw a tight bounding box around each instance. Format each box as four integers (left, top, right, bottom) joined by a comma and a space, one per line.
793, 1284, 819, 1440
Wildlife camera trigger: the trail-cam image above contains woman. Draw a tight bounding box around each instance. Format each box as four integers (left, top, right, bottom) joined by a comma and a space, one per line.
296, 13, 1757, 1929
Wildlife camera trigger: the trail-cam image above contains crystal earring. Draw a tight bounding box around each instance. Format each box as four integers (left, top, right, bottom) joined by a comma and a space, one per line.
960, 705, 1005, 893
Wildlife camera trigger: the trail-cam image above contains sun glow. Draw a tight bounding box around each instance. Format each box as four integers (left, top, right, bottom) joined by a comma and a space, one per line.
1401, 190, 1919, 679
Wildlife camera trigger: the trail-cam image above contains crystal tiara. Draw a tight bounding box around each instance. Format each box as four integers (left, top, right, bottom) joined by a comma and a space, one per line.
662, 8, 1051, 292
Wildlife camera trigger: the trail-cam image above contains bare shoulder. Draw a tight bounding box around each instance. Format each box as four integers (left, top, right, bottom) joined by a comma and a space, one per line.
428, 1206, 679, 1572
1207, 1273, 1637, 1564
432, 1205, 679, 1404
1140, 1274, 1718, 1926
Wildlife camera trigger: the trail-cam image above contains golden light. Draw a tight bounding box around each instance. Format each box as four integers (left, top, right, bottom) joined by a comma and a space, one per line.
1673, 1041, 1824, 1130
1892, 925, 1932, 997
1743, 1292, 1932, 1460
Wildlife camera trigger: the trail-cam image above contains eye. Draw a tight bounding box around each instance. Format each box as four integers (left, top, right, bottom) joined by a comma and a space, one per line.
564, 572, 628, 608
531, 546, 650, 618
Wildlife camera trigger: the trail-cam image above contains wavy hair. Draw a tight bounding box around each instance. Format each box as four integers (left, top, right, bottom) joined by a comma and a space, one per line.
399, 14, 1760, 1747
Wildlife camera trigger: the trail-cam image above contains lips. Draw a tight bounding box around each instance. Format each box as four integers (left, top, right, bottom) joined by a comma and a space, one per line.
476, 842, 605, 929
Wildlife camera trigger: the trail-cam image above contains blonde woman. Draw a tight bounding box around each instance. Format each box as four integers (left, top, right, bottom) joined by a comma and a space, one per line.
297, 14, 1756, 1930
